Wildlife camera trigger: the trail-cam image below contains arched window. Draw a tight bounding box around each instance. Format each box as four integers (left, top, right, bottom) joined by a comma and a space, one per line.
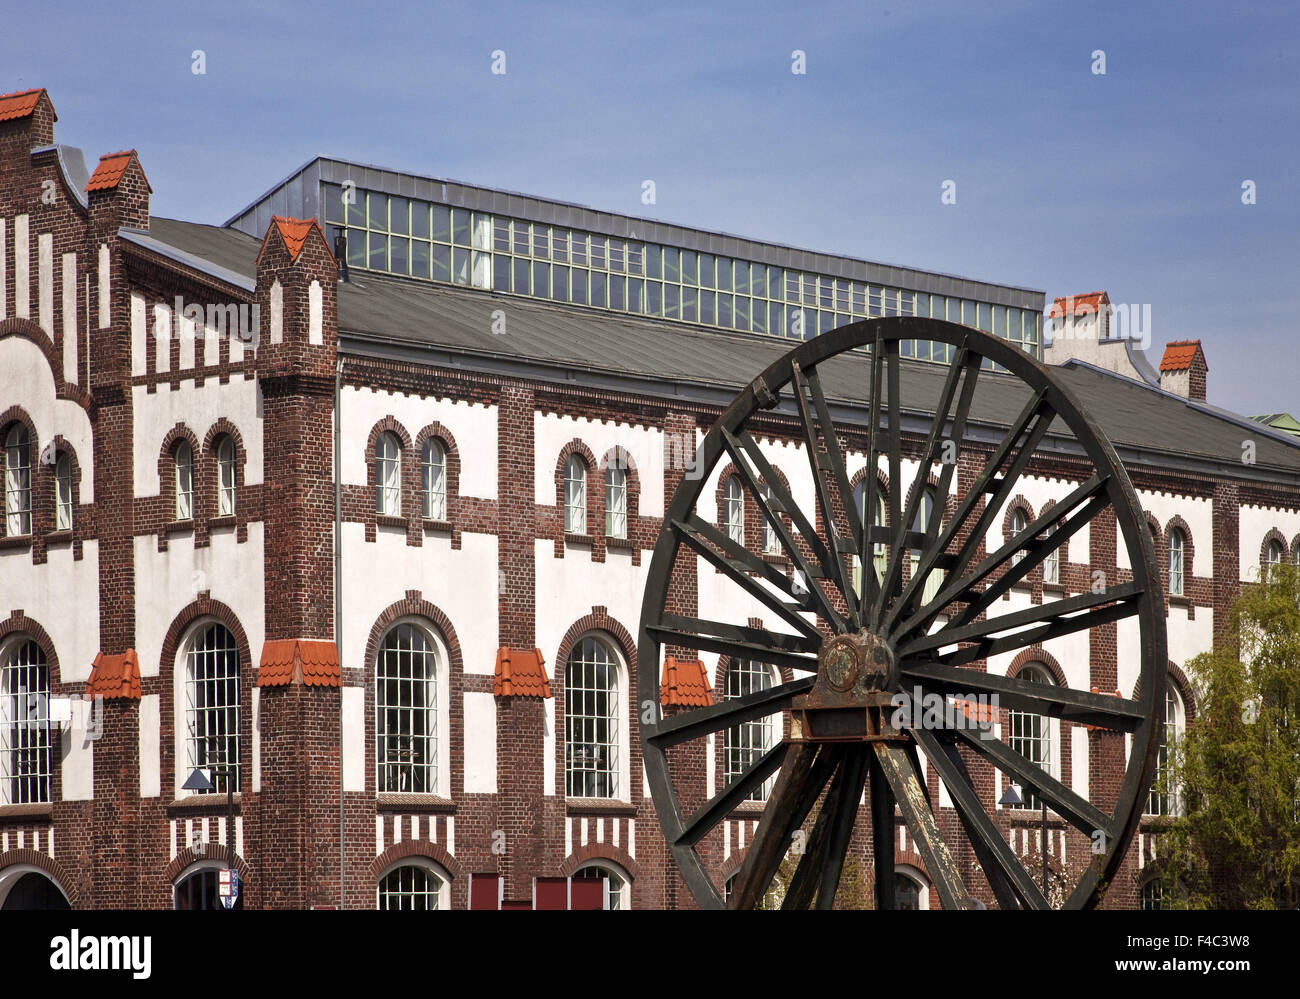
574, 862, 630, 910
54, 453, 73, 531
4, 424, 32, 536
1266, 538, 1285, 580
564, 455, 587, 534
910, 486, 943, 603
724, 660, 778, 801
894, 872, 923, 910
422, 439, 446, 520
1168, 528, 1185, 597
174, 864, 244, 910
376, 623, 438, 794
377, 861, 446, 910
851, 480, 888, 595
1007, 663, 1055, 810
1043, 522, 1059, 585
1010, 507, 1028, 567
216, 436, 236, 517
723, 475, 744, 546
175, 440, 194, 521
0, 869, 70, 910
0, 639, 51, 805
566, 635, 619, 798
1139, 876, 1165, 911
375, 432, 401, 516
185, 623, 240, 794
1148, 683, 1185, 816
605, 464, 627, 539
760, 483, 781, 555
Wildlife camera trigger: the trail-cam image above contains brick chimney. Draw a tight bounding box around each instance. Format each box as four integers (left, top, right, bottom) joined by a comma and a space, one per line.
1158, 340, 1207, 401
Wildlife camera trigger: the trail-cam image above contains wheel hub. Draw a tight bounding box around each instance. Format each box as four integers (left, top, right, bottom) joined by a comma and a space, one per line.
789, 630, 905, 743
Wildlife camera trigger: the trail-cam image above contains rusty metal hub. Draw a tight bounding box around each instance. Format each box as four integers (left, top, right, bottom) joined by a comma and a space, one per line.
789, 630, 904, 743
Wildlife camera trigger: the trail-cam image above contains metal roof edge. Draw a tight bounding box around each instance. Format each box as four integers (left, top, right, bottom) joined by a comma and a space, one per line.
119, 227, 257, 293
32, 143, 89, 210
219, 156, 323, 228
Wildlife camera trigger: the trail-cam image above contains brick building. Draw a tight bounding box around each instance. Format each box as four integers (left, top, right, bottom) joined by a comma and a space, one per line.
2, 86, 1299, 910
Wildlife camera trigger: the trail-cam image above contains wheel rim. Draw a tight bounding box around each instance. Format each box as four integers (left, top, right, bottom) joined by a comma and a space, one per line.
637, 317, 1166, 910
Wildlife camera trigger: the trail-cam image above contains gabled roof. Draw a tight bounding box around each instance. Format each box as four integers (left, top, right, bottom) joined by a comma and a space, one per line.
1049, 292, 1110, 318
86, 650, 141, 700
1159, 339, 1206, 372
269, 216, 324, 262
86, 150, 144, 192
257, 639, 341, 687
0, 87, 45, 122
494, 647, 551, 698
660, 657, 714, 707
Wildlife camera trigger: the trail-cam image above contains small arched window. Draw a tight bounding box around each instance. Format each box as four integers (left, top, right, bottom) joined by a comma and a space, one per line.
574, 862, 629, 910
376, 623, 438, 794
910, 486, 943, 603
1266, 538, 1285, 580
1010, 507, 1028, 567
422, 439, 447, 520
564, 455, 587, 534
724, 660, 778, 801
375, 433, 402, 516
174, 440, 194, 521
605, 464, 627, 539
378, 862, 447, 910
566, 635, 619, 798
1, 638, 51, 805
1139, 877, 1165, 911
4, 424, 32, 536
54, 453, 73, 532
216, 436, 236, 517
894, 872, 923, 910
1043, 522, 1060, 585
1007, 663, 1055, 810
174, 865, 245, 910
185, 623, 240, 794
1148, 683, 1185, 816
761, 484, 780, 555
1168, 528, 1185, 597
723, 475, 744, 546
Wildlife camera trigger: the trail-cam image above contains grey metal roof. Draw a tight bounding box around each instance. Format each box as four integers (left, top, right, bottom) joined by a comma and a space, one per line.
139, 217, 1300, 482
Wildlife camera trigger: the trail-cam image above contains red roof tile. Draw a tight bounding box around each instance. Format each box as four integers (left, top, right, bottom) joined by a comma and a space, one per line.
85, 150, 138, 192
1049, 291, 1109, 318
660, 656, 714, 707
0, 88, 44, 122
1159, 339, 1205, 372
257, 639, 341, 687
494, 647, 551, 698
270, 216, 324, 262
86, 649, 141, 700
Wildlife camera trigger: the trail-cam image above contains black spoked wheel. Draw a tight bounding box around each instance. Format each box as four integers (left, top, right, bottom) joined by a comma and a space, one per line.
637, 317, 1166, 910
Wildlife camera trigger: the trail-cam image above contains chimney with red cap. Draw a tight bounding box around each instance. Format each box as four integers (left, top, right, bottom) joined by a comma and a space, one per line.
1158, 340, 1208, 401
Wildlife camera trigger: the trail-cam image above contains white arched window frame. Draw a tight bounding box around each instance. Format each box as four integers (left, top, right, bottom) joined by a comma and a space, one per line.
1168, 529, 1185, 597
375, 432, 402, 516
1266, 538, 1285, 580
375, 620, 450, 797
422, 439, 447, 521
173, 859, 244, 910
605, 464, 627, 539
723, 475, 744, 546
1139, 876, 1166, 911
376, 857, 450, 910
54, 453, 73, 532
723, 659, 779, 801
1010, 507, 1028, 567
565, 455, 587, 534
0, 637, 52, 806
174, 440, 194, 521
574, 859, 631, 910
909, 486, 943, 604
1042, 521, 1060, 585
894, 866, 930, 910
851, 480, 888, 596
565, 634, 627, 800
1005, 663, 1060, 811
1148, 682, 1185, 816
180, 621, 240, 796
761, 483, 780, 555
216, 436, 237, 517
3, 425, 31, 537
0, 864, 70, 910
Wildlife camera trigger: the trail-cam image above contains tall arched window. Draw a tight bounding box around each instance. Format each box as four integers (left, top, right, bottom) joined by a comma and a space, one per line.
1007, 663, 1055, 810
175, 440, 194, 521
375, 432, 402, 516
185, 623, 240, 794
574, 861, 630, 910
1168, 528, 1185, 597
1148, 684, 1185, 816
215, 436, 236, 517
1010, 507, 1028, 567
723, 475, 744, 546
4, 424, 32, 536
422, 439, 447, 520
910, 486, 943, 603
1266, 538, 1285, 580
0, 639, 51, 805
1043, 522, 1059, 585
1139, 876, 1165, 911
377, 861, 446, 910
724, 659, 778, 801
852, 481, 887, 597
760, 484, 780, 555
566, 635, 619, 798
376, 623, 438, 794
565, 455, 587, 534
54, 453, 73, 532
605, 464, 627, 539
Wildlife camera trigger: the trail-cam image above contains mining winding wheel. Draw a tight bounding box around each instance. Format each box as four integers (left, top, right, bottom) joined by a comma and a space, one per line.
637, 318, 1166, 909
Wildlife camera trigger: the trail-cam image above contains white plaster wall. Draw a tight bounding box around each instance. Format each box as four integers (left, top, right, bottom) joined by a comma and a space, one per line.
131, 377, 263, 497
341, 686, 365, 792
139, 694, 160, 798
533, 412, 666, 518
0, 541, 100, 686
993, 474, 1091, 559
463, 692, 497, 794
1166, 602, 1213, 675
1239, 504, 1300, 581
342, 386, 497, 501
0, 337, 95, 501
1117, 489, 1213, 574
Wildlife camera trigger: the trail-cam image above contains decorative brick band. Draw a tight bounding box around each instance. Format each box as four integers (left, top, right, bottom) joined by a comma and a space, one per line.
369, 839, 463, 882
559, 844, 640, 881
0, 848, 79, 907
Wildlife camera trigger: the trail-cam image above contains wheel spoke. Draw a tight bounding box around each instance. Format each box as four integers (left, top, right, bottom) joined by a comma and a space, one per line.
815, 747, 868, 908
872, 742, 973, 910
676, 742, 788, 847
899, 659, 1146, 731
868, 750, 895, 910
646, 621, 819, 673
648, 676, 815, 748
912, 727, 1046, 910
870, 341, 905, 621
950, 723, 1118, 843
857, 334, 886, 621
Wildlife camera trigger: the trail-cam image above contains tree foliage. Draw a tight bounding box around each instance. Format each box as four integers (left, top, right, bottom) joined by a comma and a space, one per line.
1159, 562, 1300, 908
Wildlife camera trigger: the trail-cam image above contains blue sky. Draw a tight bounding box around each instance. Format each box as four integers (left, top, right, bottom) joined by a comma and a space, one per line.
4, 0, 1297, 418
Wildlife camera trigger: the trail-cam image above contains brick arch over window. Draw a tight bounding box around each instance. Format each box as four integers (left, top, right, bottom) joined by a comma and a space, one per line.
156, 596, 254, 799
598, 445, 642, 561
1143, 511, 1163, 548
554, 440, 598, 551
1291, 532, 1300, 563
1259, 527, 1289, 573
362, 592, 465, 798
414, 422, 462, 541
1007, 647, 1068, 687
559, 844, 641, 882
202, 418, 249, 537
1002, 495, 1036, 545
0, 850, 80, 907
1163, 515, 1194, 596
157, 423, 202, 534
848, 466, 891, 518
755, 463, 795, 558
1005, 647, 1073, 797
369, 840, 463, 883
0, 407, 38, 539
164, 847, 251, 885
1039, 497, 1070, 564
0, 318, 93, 409
1130, 661, 1198, 723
